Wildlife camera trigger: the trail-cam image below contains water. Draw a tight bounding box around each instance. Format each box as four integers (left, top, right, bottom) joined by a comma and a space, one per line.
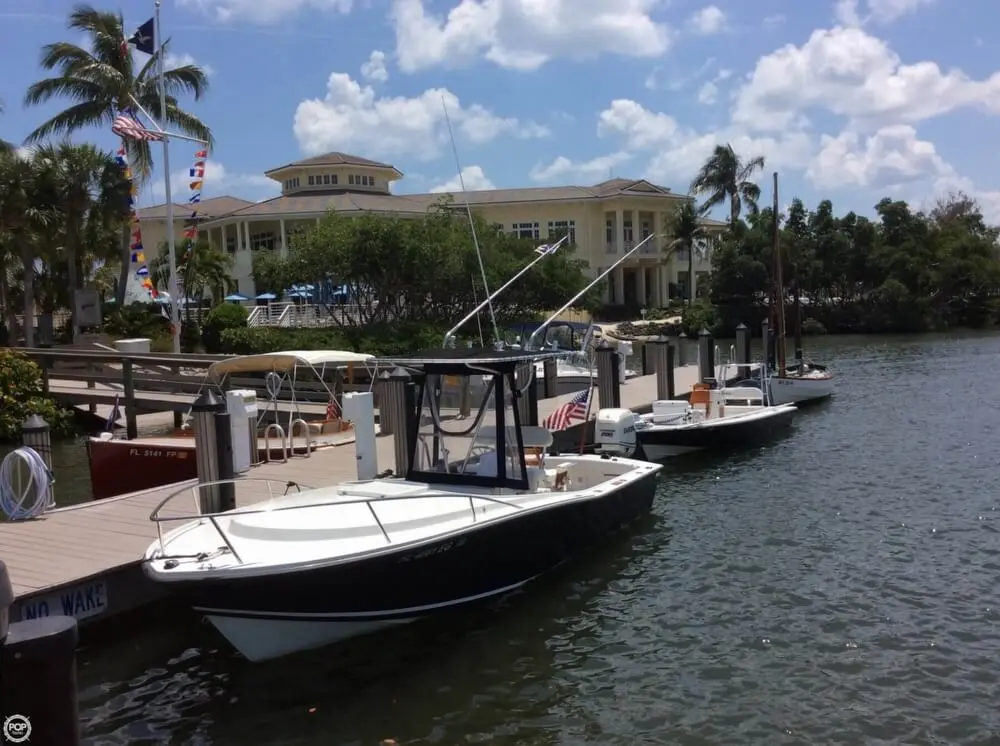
43, 333, 1000, 742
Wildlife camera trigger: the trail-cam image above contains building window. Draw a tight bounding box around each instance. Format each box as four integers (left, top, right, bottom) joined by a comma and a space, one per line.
641, 220, 652, 239
515, 222, 539, 239
308, 175, 315, 186
250, 231, 276, 251
348, 174, 355, 185
225, 235, 236, 254
547, 220, 576, 244
623, 219, 634, 243
492, 223, 505, 235
331, 174, 338, 185
293, 177, 300, 188
323, 174, 331, 185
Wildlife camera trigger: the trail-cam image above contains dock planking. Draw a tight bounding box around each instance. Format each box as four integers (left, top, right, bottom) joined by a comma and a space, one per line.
2, 363, 751, 627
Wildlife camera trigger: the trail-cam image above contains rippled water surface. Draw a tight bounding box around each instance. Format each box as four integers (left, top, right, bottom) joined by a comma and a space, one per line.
77, 333, 1000, 745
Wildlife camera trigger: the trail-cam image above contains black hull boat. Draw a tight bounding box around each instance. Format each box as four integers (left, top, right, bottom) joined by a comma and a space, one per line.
617, 383, 797, 460
144, 348, 662, 662
162, 469, 658, 661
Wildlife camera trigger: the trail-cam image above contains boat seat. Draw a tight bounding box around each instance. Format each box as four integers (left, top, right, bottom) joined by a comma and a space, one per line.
652, 400, 689, 417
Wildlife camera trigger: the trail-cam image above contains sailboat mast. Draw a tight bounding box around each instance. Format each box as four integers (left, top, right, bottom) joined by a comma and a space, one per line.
772, 172, 787, 377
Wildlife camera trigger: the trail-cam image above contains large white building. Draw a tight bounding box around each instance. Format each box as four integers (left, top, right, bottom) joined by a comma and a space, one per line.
139, 151, 724, 306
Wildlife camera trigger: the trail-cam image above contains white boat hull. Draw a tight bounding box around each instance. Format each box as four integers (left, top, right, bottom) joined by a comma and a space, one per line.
205, 614, 417, 662
768, 374, 834, 405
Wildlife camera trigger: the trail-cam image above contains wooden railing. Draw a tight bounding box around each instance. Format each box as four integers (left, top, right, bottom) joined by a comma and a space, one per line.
13, 348, 378, 439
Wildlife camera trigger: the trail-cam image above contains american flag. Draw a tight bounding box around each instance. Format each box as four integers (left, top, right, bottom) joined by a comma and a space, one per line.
112, 111, 163, 142
542, 387, 592, 431
534, 241, 558, 256
325, 397, 339, 420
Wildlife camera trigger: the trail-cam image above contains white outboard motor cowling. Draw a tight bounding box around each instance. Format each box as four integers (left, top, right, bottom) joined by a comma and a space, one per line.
594, 408, 638, 457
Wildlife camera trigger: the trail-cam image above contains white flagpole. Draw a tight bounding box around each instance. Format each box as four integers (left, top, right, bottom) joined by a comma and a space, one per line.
155, 0, 181, 353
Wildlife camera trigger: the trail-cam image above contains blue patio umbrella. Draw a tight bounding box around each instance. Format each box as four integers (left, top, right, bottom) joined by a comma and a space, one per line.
255, 292, 277, 300
224, 293, 249, 302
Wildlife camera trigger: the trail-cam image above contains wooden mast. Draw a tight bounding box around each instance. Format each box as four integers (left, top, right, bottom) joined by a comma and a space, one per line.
771, 172, 787, 377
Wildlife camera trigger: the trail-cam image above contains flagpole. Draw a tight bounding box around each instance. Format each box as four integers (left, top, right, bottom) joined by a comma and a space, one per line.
155, 0, 181, 354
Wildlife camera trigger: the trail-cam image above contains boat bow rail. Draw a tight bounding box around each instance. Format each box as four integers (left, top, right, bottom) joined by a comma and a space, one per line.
146, 477, 529, 566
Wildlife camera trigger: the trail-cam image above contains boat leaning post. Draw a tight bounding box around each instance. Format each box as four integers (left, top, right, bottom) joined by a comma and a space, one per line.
214, 409, 236, 512
697, 329, 716, 384
651, 336, 675, 400
191, 390, 225, 514
0, 559, 82, 746
343, 392, 379, 480
735, 323, 751, 369
375, 371, 394, 435
595, 340, 621, 409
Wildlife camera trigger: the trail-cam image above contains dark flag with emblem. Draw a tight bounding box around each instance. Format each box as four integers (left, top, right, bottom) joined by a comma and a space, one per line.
127, 17, 155, 55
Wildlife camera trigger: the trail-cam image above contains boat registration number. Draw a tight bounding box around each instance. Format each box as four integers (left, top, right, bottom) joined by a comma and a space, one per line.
18, 581, 108, 622
127, 447, 190, 459
398, 537, 468, 563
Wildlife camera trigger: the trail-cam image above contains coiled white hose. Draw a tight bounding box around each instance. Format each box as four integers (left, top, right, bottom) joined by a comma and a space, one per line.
0, 447, 55, 520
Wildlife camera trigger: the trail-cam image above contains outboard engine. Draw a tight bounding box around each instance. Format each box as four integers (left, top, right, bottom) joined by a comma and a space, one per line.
594, 408, 639, 458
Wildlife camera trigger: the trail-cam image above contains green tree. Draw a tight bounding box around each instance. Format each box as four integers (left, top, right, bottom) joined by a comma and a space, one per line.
689, 144, 766, 224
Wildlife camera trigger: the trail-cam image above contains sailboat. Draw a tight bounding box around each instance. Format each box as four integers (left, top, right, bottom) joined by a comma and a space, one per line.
764, 172, 835, 405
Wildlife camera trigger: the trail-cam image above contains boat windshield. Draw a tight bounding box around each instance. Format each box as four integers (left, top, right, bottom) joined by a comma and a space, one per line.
381, 349, 562, 491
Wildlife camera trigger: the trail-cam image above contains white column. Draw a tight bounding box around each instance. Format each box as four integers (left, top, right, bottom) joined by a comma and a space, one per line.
658, 265, 668, 306
637, 267, 647, 308
615, 207, 624, 253
613, 266, 625, 304
243, 221, 251, 251
279, 219, 288, 257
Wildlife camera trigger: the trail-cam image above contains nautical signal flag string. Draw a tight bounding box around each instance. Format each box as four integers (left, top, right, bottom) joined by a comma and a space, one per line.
114, 144, 157, 300
183, 150, 208, 259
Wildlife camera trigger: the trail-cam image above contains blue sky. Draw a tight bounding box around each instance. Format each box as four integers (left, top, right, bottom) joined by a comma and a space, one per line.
1, 0, 999, 222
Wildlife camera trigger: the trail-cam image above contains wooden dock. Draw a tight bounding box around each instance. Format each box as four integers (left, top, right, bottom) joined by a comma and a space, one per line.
1, 362, 746, 628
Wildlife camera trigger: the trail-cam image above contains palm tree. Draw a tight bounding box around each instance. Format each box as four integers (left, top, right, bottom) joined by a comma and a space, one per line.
33, 142, 120, 341
669, 202, 707, 306
24, 5, 213, 305
23, 5, 213, 180
0, 150, 55, 347
150, 238, 233, 319
689, 144, 765, 225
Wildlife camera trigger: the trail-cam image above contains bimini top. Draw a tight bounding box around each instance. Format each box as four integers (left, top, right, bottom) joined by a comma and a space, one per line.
380, 347, 565, 375
207, 350, 375, 380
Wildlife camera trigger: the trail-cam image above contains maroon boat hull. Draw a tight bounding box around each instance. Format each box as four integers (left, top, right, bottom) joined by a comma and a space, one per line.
87, 437, 199, 500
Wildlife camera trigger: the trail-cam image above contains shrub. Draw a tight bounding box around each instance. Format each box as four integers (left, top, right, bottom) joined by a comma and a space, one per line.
203, 303, 249, 353
103, 302, 170, 339
680, 300, 721, 338
218, 322, 463, 357
0, 350, 76, 443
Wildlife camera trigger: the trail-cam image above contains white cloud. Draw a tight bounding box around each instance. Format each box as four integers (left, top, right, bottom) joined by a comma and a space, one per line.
293, 72, 549, 160
164, 51, 214, 76
390, 0, 671, 73
596, 98, 813, 187
429, 165, 495, 193
731, 26, 1000, 132
806, 125, 948, 190
361, 50, 388, 82
529, 152, 632, 183
176, 0, 351, 24
687, 5, 725, 35
697, 82, 718, 105
149, 159, 277, 202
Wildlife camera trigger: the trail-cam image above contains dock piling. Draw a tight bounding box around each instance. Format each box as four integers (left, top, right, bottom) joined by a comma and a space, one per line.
651, 337, 675, 400
20, 415, 54, 507
675, 332, 687, 366
122, 358, 137, 439
375, 371, 394, 434
0, 560, 81, 746
698, 329, 715, 384
735, 323, 751, 370
595, 341, 621, 409
761, 319, 775, 371
515, 363, 537, 426
214, 411, 236, 512
542, 358, 557, 399
191, 390, 225, 514
386, 368, 414, 476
